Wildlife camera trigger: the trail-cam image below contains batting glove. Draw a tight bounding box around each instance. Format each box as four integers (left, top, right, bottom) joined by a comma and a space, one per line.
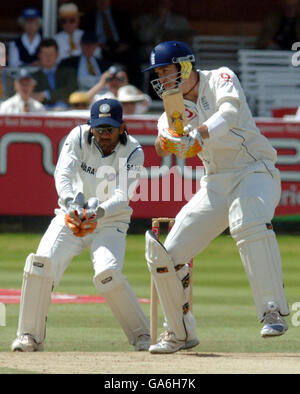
160, 125, 203, 159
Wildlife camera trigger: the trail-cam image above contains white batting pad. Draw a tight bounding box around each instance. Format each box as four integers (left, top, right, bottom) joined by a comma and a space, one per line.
145, 230, 189, 340
232, 224, 289, 321
94, 269, 149, 345
229, 196, 289, 321
17, 254, 53, 343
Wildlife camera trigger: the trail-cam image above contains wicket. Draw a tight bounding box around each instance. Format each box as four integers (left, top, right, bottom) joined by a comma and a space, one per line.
150, 218, 193, 345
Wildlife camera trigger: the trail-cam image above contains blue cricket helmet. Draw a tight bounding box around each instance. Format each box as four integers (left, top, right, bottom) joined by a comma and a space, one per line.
143, 41, 195, 72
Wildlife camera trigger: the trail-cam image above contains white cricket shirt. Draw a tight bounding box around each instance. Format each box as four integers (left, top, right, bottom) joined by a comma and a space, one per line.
158, 67, 277, 176
54, 123, 144, 225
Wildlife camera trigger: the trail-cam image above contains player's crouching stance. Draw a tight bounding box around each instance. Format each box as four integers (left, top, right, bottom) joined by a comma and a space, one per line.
11, 99, 150, 352
143, 41, 289, 354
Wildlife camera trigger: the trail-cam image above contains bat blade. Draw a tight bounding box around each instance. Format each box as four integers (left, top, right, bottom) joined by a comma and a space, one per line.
162, 88, 187, 136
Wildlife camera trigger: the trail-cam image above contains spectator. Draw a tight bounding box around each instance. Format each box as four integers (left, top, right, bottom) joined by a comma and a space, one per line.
87, 64, 128, 104
68, 91, 90, 109
8, 8, 42, 67
60, 31, 111, 91
0, 68, 45, 114
0, 48, 7, 100
81, 0, 139, 86
0, 43, 7, 100
0, 67, 4, 101
55, 2, 84, 62
31, 38, 78, 109
117, 84, 152, 115
135, 0, 194, 64
256, 0, 300, 49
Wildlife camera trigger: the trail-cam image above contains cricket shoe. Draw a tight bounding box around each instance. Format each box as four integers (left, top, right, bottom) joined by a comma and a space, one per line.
135, 334, 150, 351
261, 302, 288, 338
11, 334, 44, 352
149, 331, 199, 354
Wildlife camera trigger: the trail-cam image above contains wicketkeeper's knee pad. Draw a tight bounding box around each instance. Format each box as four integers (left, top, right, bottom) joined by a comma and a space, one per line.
145, 230, 191, 340
93, 268, 124, 294
229, 198, 289, 321
93, 269, 149, 345
17, 253, 53, 343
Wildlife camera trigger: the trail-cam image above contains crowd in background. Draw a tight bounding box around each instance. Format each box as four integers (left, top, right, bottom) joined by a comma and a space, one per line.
0, 0, 299, 115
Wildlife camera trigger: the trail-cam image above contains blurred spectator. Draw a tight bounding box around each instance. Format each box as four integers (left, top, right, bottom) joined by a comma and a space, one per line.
135, 0, 193, 64
55, 2, 84, 62
0, 67, 4, 101
1, 44, 8, 98
81, 0, 139, 86
87, 64, 128, 104
31, 38, 78, 109
256, 0, 300, 49
117, 84, 151, 115
0, 68, 45, 114
69, 91, 90, 109
60, 31, 111, 90
8, 8, 42, 67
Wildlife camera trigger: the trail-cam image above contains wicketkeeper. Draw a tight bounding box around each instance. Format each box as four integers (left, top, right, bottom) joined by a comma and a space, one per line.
143, 41, 289, 354
11, 98, 150, 352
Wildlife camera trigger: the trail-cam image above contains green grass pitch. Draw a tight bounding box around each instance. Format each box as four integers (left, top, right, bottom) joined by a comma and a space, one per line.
0, 232, 299, 354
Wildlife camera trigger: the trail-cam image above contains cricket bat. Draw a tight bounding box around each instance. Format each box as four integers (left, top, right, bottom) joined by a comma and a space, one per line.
162, 88, 188, 136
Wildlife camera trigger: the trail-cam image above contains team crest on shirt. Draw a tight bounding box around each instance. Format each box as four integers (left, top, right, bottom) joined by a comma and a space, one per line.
200, 96, 210, 111
104, 173, 116, 182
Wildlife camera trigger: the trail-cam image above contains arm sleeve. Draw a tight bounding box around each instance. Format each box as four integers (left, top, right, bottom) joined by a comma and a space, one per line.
201, 69, 243, 139
157, 112, 168, 136
99, 147, 145, 217
54, 127, 83, 203
203, 100, 239, 140
8, 41, 21, 67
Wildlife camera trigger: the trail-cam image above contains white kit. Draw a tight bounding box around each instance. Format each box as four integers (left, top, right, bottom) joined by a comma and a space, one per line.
14, 123, 149, 350
154, 67, 289, 328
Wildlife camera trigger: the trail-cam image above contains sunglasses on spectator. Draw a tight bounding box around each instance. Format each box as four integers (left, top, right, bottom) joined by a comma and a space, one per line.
106, 76, 125, 83
93, 126, 120, 134
61, 18, 77, 24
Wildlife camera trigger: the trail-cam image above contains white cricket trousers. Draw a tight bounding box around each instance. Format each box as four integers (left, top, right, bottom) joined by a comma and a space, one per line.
37, 213, 128, 287
26, 214, 150, 345
165, 169, 281, 264
164, 166, 289, 320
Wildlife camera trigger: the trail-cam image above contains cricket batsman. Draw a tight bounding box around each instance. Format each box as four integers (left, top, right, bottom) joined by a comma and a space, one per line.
143, 41, 289, 354
11, 98, 150, 352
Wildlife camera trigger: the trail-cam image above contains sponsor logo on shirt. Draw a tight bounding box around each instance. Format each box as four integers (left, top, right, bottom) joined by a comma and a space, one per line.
220, 72, 231, 82
81, 162, 96, 175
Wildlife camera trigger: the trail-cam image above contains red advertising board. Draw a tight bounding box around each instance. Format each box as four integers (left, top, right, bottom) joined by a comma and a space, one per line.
0, 113, 300, 218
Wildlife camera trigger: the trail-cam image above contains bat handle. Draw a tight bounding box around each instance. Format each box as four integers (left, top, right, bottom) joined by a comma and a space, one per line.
183, 124, 193, 135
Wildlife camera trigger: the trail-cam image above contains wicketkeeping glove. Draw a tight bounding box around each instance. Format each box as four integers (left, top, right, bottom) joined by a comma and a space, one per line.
76, 197, 101, 237
65, 192, 85, 236
65, 194, 105, 237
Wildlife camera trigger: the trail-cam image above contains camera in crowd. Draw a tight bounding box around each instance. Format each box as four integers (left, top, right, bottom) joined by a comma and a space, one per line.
106, 65, 126, 82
